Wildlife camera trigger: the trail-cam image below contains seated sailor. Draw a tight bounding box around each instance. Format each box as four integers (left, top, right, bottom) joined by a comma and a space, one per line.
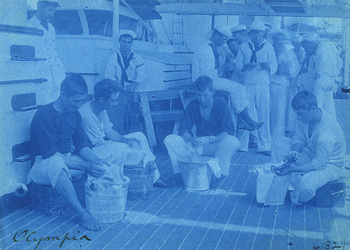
164, 76, 240, 180
30, 74, 108, 231
192, 25, 263, 134
105, 30, 145, 92
271, 91, 346, 205
79, 78, 171, 188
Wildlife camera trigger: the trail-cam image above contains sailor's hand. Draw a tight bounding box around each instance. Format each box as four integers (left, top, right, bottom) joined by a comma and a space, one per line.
275, 166, 293, 176
125, 137, 141, 149
88, 163, 106, 178
242, 63, 256, 72
287, 151, 300, 162
260, 62, 270, 72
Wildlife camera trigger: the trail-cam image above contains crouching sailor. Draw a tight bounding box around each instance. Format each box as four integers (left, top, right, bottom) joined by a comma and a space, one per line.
79, 78, 172, 188
271, 91, 346, 205
164, 76, 240, 183
30, 74, 108, 231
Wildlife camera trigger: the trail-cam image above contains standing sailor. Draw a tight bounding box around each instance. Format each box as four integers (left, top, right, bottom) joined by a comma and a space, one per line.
105, 30, 145, 92
236, 20, 278, 155
192, 25, 262, 134
27, 0, 66, 105
300, 32, 342, 119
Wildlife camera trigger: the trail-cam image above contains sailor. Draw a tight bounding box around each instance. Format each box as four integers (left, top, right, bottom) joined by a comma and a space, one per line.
27, 0, 66, 105
30, 74, 107, 231
79, 78, 172, 188
236, 20, 278, 155
231, 25, 250, 47
271, 91, 345, 205
300, 32, 342, 120
105, 30, 145, 92
192, 25, 262, 135
285, 34, 305, 134
164, 76, 240, 180
269, 30, 300, 139
221, 25, 248, 83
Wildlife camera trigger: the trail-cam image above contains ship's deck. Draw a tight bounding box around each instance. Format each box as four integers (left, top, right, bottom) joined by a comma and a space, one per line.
1, 99, 350, 250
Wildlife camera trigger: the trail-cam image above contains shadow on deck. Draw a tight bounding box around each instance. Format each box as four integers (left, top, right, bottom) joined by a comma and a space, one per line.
1, 100, 350, 250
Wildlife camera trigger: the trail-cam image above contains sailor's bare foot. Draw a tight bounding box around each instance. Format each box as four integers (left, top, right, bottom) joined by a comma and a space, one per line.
79, 212, 102, 231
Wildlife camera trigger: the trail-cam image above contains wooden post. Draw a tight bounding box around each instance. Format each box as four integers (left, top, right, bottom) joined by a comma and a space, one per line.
343, 18, 350, 87
113, 0, 119, 53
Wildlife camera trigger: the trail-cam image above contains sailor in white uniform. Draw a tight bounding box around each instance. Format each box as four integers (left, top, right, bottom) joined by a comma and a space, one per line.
105, 30, 145, 92
27, 0, 66, 105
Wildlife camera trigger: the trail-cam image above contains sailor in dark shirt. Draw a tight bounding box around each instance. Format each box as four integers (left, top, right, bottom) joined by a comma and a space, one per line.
164, 76, 240, 177
30, 74, 107, 231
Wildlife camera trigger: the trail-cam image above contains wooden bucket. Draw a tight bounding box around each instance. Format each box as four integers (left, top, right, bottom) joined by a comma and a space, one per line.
85, 177, 130, 224
178, 156, 213, 191
124, 161, 155, 200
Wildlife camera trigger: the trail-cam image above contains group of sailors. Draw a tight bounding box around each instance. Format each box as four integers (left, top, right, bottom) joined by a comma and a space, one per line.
26, 0, 347, 231
191, 19, 343, 156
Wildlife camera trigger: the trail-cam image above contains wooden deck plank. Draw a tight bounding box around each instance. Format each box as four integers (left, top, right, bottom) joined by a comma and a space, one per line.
158, 193, 217, 249
288, 205, 307, 250
195, 166, 249, 249
123, 188, 200, 249
138, 191, 200, 250
269, 201, 293, 249
117, 188, 189, 249
5, 213, 76, 250
221, 150, 266, 249
63, 156, 175, 250
196, 153, 256, 249
0, 211, 43, 243
250, 206, 279, 250
173, 164, 247, 249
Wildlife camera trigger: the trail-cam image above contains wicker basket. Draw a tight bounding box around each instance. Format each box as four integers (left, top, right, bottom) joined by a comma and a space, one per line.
124, 161, 155, 200
178, 156, 213, 191
85, 177, 130, 224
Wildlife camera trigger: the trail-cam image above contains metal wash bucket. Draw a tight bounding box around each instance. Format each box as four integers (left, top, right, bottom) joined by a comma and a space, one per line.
85, 176, 130, 224
178, 156, 213, 191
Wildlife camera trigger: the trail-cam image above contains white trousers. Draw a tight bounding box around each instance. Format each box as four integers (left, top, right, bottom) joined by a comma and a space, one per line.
313, 76, 336, 120
271, 137, 342, 204
240, 84, 271, 152
214, 78, 248, 130
163, 134, 240, 176
285, 82, 298, 133
115, 132, 160, 182
31, 132, 160, 187
270, 83, 288, 139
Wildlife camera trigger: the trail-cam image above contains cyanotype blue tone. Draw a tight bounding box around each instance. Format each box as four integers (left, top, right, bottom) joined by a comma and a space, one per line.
1, 0, 350, 249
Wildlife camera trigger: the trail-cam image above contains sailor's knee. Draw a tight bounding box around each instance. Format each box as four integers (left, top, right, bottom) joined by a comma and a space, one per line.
129, 131, 147, 141
299, 189, 315, 203
163, 134, 181, 147
222, 135, 240, 148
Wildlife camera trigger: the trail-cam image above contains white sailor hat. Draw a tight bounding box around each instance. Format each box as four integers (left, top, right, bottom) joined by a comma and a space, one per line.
118, 30, 137, 40
248, 20, 266, 31
270, 29, 290, 39
38, 0, 60, 7
214, 25, 232, 37
302, 32, 319, 42
231, 25, 246, 34
291, 34, 303, 43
